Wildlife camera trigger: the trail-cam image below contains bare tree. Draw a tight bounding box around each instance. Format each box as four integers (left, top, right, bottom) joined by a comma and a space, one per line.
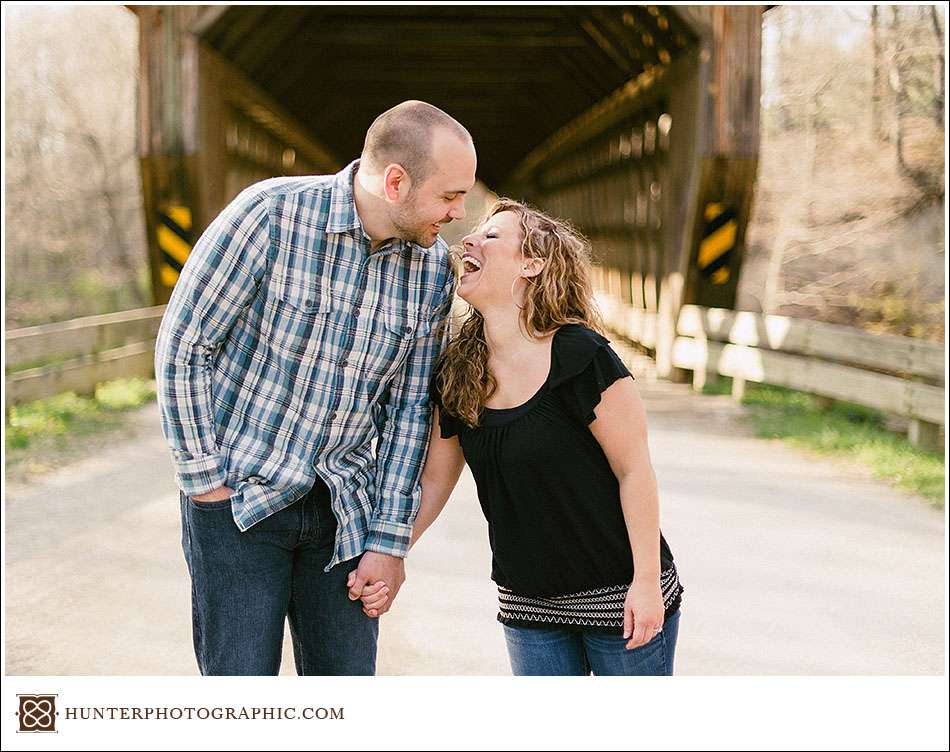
743, 5, 945, 340
871, 6, 888, 141
5, 6, 147, 327
930, 5, 945, 127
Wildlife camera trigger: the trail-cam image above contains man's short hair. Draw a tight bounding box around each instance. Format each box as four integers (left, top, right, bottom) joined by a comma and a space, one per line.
361, 100, 472, 187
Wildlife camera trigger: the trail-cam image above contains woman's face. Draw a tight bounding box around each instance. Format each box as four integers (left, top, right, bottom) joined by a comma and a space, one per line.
457, 210, 529, 307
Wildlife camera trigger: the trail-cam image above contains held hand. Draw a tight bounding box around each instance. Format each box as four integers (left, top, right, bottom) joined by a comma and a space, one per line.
191, 486, 234, 502
346, 573, 390, 617
346, 551, 405, 617
622, 577, 665, 650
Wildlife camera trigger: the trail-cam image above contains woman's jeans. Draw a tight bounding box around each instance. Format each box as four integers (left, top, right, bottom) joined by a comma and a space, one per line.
502, 608, 681, 676
179, 478, 378, 675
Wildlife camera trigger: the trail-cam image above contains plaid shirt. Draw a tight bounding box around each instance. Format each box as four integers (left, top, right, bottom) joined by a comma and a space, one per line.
155, 159, 454, 568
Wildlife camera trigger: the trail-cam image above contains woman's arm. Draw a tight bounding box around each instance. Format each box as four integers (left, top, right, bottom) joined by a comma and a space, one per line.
410, 404, 467, 548
351, 404, 466, 616
588, 375, 665, 649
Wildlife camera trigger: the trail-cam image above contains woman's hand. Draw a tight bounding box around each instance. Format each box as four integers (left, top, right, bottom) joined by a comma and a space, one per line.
623, 577, 665, 650
346, 571, 389, 617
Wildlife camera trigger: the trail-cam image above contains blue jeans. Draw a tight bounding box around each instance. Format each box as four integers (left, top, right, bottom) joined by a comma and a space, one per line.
179, 478, 378, 675
502, 608, 681, 676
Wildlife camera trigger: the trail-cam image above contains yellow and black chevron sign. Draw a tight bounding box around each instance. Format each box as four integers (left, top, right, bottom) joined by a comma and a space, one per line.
157, 204, 193, 288
698, 202, 737, 284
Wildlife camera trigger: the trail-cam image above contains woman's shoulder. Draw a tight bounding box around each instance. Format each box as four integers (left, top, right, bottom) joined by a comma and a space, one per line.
554, 322, 610, 349
550, 324, 619, 387
550, 323, 613, 387
550, 323, 633, 424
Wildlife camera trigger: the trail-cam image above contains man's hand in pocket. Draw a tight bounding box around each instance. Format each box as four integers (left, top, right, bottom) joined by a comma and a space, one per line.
191, 486, 234, 502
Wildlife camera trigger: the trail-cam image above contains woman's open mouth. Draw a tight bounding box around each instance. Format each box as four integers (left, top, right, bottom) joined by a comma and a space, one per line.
461, 254, 482, 281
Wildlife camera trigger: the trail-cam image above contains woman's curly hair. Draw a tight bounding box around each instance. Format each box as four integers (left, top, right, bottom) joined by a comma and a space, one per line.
434, 197, 605, 428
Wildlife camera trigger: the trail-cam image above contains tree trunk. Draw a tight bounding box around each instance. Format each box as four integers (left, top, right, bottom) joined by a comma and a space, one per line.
890, 6, 908, 174
931, 6, 945, 127
763, 95, 818, 315
87, 138, 146, 307
871, 6, 887, 140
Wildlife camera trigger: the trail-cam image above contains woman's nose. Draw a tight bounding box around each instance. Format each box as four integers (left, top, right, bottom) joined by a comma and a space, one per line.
462, 235, 476, 248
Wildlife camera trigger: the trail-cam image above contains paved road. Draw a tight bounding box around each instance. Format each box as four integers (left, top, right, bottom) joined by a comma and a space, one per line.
5, 377, 945, 675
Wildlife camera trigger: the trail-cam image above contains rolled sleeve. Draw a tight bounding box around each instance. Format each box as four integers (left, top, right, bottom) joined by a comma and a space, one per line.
367, 274, 454, 558
364, 518, 415, 558
154, 185, 272, 497
171, 450, 226, 497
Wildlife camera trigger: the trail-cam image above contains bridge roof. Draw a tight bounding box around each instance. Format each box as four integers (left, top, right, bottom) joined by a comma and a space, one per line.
192, 5, 697, 187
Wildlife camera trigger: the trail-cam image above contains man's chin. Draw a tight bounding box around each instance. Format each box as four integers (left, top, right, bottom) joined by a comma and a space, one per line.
408, 230, 441, 248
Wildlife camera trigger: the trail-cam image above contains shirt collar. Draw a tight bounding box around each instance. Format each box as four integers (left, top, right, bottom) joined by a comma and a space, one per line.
326, 158, 430, 257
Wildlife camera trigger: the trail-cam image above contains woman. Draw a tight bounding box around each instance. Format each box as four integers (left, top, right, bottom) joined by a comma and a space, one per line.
355, 198, 684, 675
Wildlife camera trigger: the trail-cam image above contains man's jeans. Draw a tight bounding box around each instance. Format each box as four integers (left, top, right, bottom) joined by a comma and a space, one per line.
179, 478, 378, 675
502, 608, 681, 676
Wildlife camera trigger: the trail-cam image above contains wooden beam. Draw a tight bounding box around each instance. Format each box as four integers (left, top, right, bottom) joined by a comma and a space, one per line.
6, 343, 157, 409
677, 305, 945, 383
6, 307, 167, 371
672, 337, 945, 425
199, 45, 339, 173
187, 5, 230, 37
508, 66, 668, 187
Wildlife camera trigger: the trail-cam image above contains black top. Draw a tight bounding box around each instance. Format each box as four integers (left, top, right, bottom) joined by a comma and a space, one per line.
431, 324, 681, 605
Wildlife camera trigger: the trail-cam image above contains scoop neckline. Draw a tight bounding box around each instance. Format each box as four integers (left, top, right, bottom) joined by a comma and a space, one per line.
481, 328, 560, 415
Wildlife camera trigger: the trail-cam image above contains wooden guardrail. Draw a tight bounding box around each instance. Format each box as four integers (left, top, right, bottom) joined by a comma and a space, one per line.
597, 292, 945, 451
6, 298, 946, 452
4, 306, 167, 410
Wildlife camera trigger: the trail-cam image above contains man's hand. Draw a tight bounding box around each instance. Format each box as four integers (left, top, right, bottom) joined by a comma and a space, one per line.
347, 551, 405, 617
191, 486, 234, 502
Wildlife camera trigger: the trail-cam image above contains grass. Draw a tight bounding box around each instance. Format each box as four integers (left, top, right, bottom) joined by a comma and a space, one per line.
5, 377, 156, 480
702, 378, 945, 508
5, 373, 944, 509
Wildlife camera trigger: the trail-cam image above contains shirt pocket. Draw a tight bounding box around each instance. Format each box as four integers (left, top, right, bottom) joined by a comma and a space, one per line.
262, 276, 335, 369
362, 305, 432, 393
383, 305, 432, 339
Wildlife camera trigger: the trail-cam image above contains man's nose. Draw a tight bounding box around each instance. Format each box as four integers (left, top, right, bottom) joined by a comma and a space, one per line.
450, 195, 467, 221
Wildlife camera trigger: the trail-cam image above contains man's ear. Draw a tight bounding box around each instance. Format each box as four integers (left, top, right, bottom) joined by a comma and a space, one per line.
523, 257, 545, 279
383, 164, 411, 203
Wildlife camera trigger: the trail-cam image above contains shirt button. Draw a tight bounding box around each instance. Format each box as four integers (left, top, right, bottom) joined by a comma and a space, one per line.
329, 411, 338, 421
339, 359, 348, 368
403, 325, 412, 334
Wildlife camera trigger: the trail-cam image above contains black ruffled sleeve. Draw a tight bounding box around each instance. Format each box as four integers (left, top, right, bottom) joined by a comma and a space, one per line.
550, 325, 633, 426
429, 373, 462, 439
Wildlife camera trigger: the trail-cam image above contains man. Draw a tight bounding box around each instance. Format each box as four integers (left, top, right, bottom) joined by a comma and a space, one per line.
155, 100, 477, 675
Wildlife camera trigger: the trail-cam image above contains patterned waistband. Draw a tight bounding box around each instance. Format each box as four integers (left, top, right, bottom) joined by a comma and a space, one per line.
497, 568, 683, 629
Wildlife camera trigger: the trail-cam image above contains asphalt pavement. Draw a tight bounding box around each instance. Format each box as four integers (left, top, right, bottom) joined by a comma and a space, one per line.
4, 378, 944, 675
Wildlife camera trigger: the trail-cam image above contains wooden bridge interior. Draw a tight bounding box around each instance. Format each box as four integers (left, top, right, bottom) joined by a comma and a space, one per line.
133, 5, 764, 380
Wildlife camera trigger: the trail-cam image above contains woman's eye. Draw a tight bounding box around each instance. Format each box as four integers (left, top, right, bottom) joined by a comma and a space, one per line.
485, 233, 498, 239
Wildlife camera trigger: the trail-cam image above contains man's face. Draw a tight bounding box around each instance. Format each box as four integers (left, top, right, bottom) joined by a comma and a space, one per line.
390, 129, 477, 247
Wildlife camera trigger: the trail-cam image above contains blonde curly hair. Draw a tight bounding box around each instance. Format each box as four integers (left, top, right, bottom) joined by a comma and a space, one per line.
435, 197, 605, 428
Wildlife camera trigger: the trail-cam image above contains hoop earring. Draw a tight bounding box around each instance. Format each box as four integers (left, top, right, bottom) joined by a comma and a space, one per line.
510, 273, 528, 310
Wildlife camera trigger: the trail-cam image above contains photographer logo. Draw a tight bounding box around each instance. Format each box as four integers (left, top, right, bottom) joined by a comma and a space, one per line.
16, 695, 57, 733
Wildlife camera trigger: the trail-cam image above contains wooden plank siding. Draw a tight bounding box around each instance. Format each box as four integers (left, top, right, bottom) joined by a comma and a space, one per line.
597, 289, 945, 450
5, 308, 167, 411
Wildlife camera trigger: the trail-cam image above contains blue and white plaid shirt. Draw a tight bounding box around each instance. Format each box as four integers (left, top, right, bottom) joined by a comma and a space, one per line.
155, 159, 454, 568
